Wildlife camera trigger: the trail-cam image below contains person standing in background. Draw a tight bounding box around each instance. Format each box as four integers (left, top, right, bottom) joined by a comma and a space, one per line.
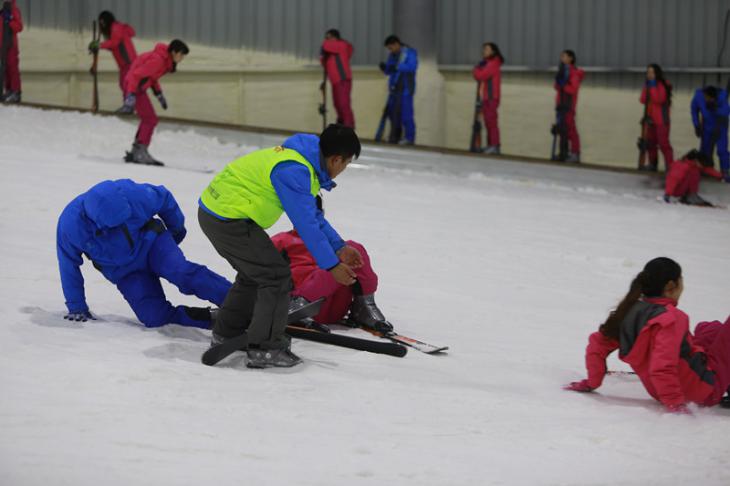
320, 29, 355, 128
379, 35, 418, 145
553, 49, 584, 163
0, 0, 23, 103
472, 42, 504, 155
117, 39, 190, 166
691, 85, 730, 182
639, 64, 674, 172
88, 11, 137, 101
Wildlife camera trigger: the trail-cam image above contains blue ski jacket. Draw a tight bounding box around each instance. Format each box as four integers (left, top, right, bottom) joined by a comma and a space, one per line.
691, 88, 730, 132
271, 134, 345, 270
57, 179, 186, 312
383, 46, 418, 96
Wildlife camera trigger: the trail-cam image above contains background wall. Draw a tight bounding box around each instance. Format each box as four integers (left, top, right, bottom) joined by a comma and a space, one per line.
13, 0, 730, 168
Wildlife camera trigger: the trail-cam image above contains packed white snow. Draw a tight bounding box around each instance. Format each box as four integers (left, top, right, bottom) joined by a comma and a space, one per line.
1, 106, 730, 486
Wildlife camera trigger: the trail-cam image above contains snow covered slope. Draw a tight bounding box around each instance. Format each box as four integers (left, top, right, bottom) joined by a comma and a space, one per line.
1, 106, 729, 486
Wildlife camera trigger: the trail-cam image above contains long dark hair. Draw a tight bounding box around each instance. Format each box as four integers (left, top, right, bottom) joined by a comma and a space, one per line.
599, 257, 682, 340
563, 49, 577, 65
648, 63, 672, 106
484, 42, 505, 64
98, 11, 115, 39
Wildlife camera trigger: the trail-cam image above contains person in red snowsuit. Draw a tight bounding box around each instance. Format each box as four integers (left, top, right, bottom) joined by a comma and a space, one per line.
117, 40, 189, 165
639, 64, 674, 171
472, 42, 504, 155
553, 50, 584, 163
565, 257, 730, 414
320, 29, 355, 128
89, 11, 137, 97
0, 0, 23, 103
663, 149, 722, 205
271, 198, 392, 333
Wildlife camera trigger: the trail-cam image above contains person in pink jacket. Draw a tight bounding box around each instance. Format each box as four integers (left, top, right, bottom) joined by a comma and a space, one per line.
472, 42, 504, 155
553, 49, 585, 163
639, 64, 674, 171
320, 29, 355, 128
88, 11, 137, 97
0, 0, 23, 103
117, 40, 189, 166
663, 149, 722, 205
565, 257, 730, 414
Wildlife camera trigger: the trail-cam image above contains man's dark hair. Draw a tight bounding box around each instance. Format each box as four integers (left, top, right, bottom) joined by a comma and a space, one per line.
563, 49, 577, 64
384, 35, 401, 46
684, 149, 712, 167
168, 39, 190, 55
98, 10, 115, 38
320, 124, 361, 159
703, 85, 718, 99
326, 28, 340, 39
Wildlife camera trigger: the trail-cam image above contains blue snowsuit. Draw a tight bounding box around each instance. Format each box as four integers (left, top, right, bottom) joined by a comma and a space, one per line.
691, 88, 730, 172
57, 179, 232, 328
382, 45, 418, 143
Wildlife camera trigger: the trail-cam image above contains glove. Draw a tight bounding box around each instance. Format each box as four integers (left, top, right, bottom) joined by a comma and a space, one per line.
171, 227, 187, 245
155, 91, 168, 110
88, 39, 100, 54
477, 59, 487, 68
563, 379, 593, 392
694, 125, 702, 138
378, 62, 387, 73
1, 5, 12, 22
64, 310, 96, 322
116, 93, 136, 114
555, 63, 568, 86
665, 403, 692, 415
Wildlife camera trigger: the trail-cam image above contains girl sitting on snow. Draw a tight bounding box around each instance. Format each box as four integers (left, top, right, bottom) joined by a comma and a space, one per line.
564, 257, 730, 414
664, 149, 722, 206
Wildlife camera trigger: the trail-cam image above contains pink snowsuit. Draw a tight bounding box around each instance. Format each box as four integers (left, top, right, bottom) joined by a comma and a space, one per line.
100, 21, 137, 94
271, 230, 378, 324
472, 56, 502, 146
0, 0, 23, 94
123, 43, 173, 146
640, 81, 674, 169
321, 38, 355, 128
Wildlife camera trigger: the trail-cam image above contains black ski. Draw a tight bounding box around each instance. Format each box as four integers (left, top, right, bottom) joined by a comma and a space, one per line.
201, 298, 324, 366
286, 325, 407, 357
0, 3, 12, 101
469, 81, 483, 152
362, 328, 448, 354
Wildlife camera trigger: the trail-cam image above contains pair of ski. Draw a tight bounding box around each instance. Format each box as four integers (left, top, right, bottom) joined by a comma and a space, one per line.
202, 298, 448, 366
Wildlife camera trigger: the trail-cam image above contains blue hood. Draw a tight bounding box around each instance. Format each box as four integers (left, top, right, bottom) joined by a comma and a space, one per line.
82, 180, 133, 229
282, 134, 336, 191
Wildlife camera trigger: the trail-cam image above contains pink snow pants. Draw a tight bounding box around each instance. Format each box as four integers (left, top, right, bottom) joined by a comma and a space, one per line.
564, 110, 580, 154
481, 98, 500, 146
134, 90, 158, 146
4, 47, 21, 92
694, 315, 730, 406
293, 241, 377, 323
647, 123, 674, 170
332, 79, 355, 128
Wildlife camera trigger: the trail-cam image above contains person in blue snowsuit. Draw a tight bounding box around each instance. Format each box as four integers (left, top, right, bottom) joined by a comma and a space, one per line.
379, 35, 418, 145
57, 179, 232, 328
691, 85, 730, 182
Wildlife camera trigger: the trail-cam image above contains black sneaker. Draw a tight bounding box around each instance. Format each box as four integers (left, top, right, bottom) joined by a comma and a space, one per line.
246, 347, 302, 368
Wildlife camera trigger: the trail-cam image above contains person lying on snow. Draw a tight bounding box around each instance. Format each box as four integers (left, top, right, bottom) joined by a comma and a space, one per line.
564, 257, 730, 414
57, 179, 231, 328
271, 195, 393, 334
663, 149, 722, 206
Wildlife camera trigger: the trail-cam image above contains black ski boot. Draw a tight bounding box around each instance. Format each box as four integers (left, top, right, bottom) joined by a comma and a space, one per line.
289, 295, 330, 333
124, 143, 164, 166
1, 91, 21, 103
246, 346, 302, 368
348, 294, 394, 334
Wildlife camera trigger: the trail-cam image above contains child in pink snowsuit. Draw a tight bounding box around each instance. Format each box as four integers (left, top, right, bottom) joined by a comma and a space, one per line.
272, 230, 384, 326
0, 0, 23, 103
